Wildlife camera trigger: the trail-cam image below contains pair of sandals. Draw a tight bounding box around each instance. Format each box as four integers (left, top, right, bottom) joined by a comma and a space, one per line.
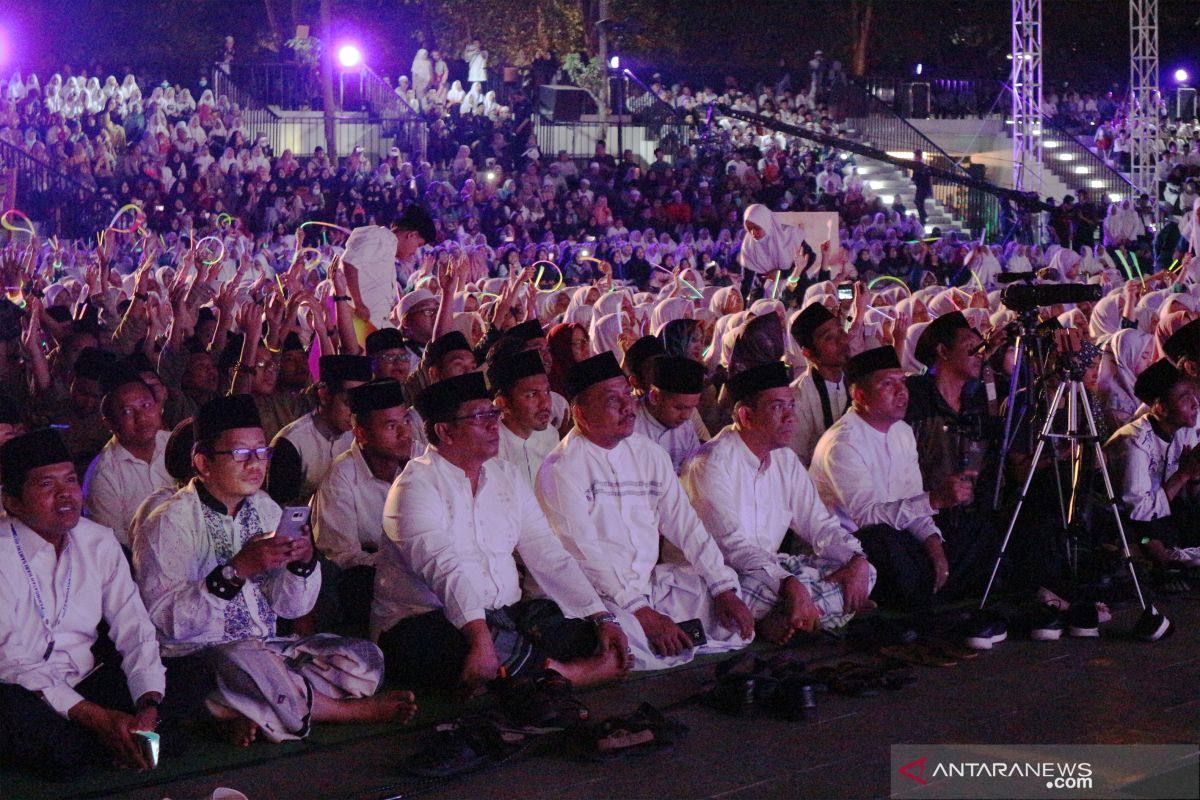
805, 658, 917, 697
402, 668, 589, 778
701, 654, 819, 720
568, 703, 690, 761
878, 637, 979, 668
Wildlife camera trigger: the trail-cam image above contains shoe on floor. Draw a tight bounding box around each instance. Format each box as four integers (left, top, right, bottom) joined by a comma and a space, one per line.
1133, 605, 1174, 642
1028, 603, 1065, 641
961, 611, 1008, 650
1066, 603, 1100, 638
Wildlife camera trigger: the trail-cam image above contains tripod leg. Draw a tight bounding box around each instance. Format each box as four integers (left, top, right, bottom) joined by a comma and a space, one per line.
980, 380, 1068, 609
1077, 390, 1149, 610
993, 338, 1028, 510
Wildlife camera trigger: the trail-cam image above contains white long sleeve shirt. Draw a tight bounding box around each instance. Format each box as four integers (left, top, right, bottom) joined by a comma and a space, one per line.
82, 430, 173, 548
790, 367, 849, 467
496, 421, 560, 488
311, 441, 394, 570
0, 517, 165, 717
536, 431, 740, 615
1106, 415, 1200, 522
682, 427, 864, 595
632, 400, 701, 475
373, 447, 605, 639
808, 410, 942, 542
134, 481, 320, 657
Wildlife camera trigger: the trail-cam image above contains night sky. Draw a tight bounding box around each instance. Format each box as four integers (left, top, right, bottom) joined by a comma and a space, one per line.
0, 0, 1195, 91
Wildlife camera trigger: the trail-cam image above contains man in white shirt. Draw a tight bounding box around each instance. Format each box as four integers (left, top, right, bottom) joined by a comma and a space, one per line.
268, 355, 372, 504
809, 347, 981, 612
136, 395, 414, 746
632, 356, 705, 474
683, 363, 876, 645
396, 288, 439, 360
489, 349, 559, 487
374, 373, 628, 691
537, 353, 755, 671
491, 319, 572, 432
311, 379, 413, 628
1105, 359, 1200, 567
789, 303, 851, 466
83, 367, 174, 549
341, 204, 435, 330
0, 429, 166, 775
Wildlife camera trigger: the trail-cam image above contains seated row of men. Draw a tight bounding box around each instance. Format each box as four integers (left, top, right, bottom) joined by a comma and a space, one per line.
3, 310, 1198, 777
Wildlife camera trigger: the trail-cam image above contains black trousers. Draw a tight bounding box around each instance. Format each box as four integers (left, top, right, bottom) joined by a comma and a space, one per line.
378, 599, 597, 691
0, 655, 212, 779
855, 511, 1003, 610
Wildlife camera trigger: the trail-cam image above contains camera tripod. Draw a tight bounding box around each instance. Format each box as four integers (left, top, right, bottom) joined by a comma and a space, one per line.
979, 366, 1170, 639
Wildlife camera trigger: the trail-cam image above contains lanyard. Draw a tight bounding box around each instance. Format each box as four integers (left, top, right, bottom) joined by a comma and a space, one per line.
812, 372, 849, 430
11, 524, 72, 661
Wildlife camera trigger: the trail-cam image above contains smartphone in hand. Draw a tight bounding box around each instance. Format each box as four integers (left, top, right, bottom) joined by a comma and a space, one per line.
274, 506, 311, 540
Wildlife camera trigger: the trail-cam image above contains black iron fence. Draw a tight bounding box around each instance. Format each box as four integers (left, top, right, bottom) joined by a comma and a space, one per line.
533, 117, 692, 163
0, 140, 112, 238
861, 78, 1005, 120
844, 81, 999, 238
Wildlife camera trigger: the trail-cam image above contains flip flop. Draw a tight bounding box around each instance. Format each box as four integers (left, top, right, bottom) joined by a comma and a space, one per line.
879, 643, 957, 668
570, 703, 689, 761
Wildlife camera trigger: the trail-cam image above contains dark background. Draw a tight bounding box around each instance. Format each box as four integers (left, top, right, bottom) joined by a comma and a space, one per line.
0, 0, 1195, 92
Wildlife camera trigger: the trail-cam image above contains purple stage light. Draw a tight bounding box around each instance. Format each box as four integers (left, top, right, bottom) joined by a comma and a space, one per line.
337, 44, 363, 69
1174, 68, 1190, 85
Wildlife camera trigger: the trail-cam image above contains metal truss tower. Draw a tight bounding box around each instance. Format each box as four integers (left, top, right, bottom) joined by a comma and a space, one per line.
1011, 0, 1042, 194
1129, 0, 1159, 199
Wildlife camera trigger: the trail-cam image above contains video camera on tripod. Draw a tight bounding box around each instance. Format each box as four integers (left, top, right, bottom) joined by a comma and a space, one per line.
999, 279, 1102, 313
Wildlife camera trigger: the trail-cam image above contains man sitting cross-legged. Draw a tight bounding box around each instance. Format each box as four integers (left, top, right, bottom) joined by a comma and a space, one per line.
373, 372, 629, 692
537, 353, 755, 671
682, 363, 877, 645
135, 394, 415, 746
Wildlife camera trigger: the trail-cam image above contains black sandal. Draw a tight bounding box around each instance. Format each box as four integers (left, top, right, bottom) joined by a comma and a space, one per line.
570, 703, 689, 761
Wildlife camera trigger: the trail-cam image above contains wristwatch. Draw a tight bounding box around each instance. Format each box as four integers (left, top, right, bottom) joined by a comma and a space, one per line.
591, 612, 620, 628
221, 563, 244, 584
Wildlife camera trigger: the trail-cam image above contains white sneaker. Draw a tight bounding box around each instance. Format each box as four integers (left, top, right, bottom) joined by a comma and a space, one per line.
1167, 546, 1200, 567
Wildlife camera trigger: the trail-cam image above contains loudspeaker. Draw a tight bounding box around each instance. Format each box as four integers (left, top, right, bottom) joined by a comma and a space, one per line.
538, 85, 596, 122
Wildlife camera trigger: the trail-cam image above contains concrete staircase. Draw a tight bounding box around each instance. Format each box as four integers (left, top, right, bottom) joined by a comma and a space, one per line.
849, 155, 971, 237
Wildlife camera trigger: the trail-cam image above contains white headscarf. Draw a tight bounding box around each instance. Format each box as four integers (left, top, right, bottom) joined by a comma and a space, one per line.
739, 204, 806, 275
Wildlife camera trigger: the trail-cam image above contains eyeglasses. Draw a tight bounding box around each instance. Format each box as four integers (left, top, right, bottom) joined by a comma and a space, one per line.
451, 409, 502, 426
373, 352, 409, 364
409, 308, 438, 318
211, 446, 274, 462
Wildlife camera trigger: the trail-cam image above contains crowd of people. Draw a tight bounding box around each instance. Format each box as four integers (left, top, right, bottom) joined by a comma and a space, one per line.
1, 50, 1200, 783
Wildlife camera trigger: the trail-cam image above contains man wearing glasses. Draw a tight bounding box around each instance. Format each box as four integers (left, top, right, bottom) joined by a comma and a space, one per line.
135, 395, 415, 746
374, 372, 629, 691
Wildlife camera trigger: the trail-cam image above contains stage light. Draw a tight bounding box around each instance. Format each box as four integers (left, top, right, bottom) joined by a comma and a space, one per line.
915, 63, 923, 76
337, 44, 363, 69
609, 55, 620, 70
1174, 68, 1190, 84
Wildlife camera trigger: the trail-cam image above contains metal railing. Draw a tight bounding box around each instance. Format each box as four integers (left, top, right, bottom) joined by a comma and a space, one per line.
212, 67, 427, 162
844, 81, 998, 238
0, 139, 112, 238
861, 77, 1005, 120
993, 84, 1137, 203
533, 117, 692, 163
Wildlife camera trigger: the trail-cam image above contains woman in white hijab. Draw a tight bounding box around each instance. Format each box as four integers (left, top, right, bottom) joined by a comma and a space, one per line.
446, 80, 465, 106
1095, 328, 1156, 432
649, 297, 693, 336
900, 321, 932, 375
739, 203, 807, 277
590, 312, 625, 361
411, 48, 432, 98
1087, 291, 1123, 347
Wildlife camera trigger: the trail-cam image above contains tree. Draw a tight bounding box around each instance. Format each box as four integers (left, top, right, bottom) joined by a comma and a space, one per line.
320, 0, 338, 157
848, 0, 874, 77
